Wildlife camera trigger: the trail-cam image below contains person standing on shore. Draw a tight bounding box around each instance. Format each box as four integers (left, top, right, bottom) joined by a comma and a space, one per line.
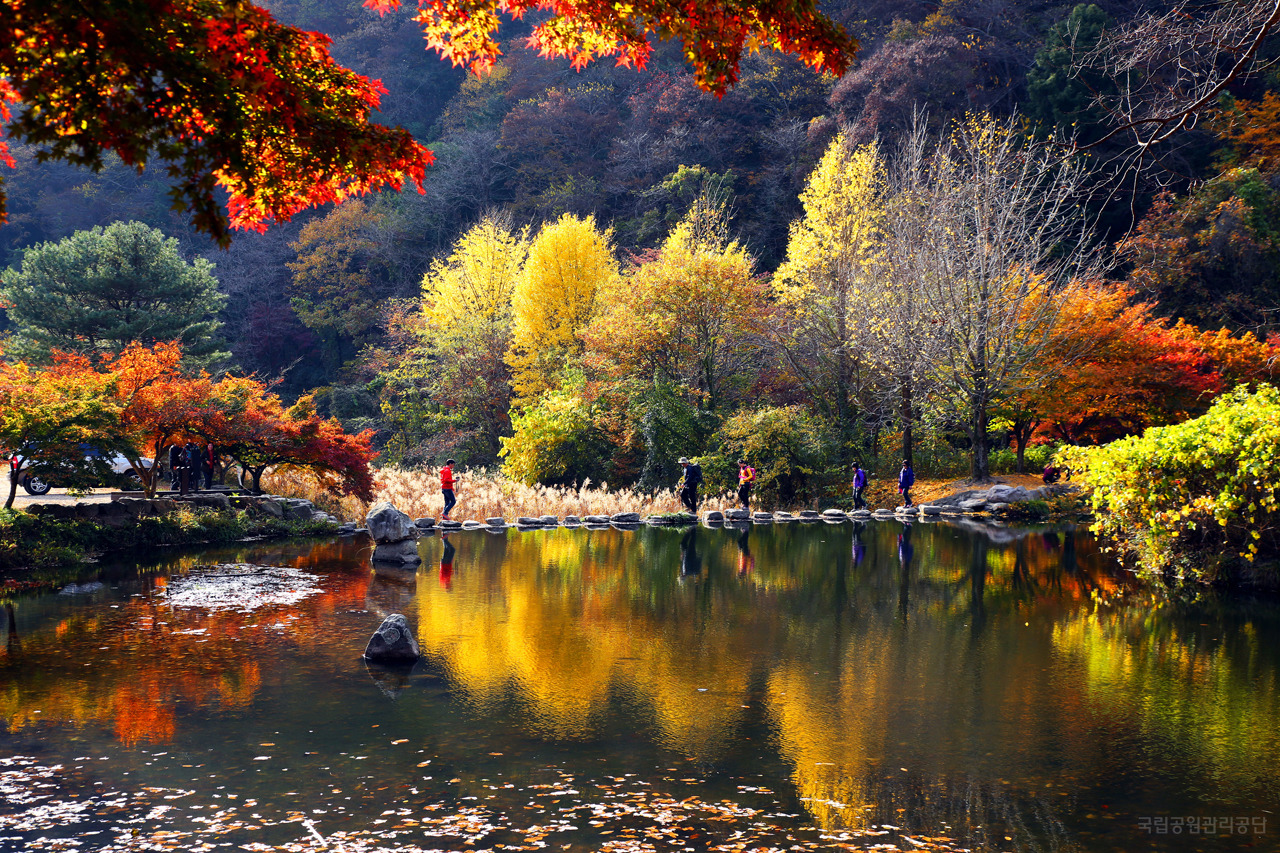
678, 456, 702, 513
441, 459, 457, 520
737, 460, 756, 510
898, 460, 915, 508
168, 442, 188, 495
852, 462, 867, 510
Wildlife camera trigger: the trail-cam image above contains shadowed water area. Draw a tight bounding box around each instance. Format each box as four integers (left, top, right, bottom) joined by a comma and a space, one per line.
1, 521, 1277, 852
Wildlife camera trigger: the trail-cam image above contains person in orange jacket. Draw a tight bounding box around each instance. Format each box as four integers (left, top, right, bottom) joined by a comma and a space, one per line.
737, 459, 756, 510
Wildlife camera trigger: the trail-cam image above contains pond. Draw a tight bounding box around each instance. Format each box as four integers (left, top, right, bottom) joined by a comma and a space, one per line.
1, 520, 1277, 852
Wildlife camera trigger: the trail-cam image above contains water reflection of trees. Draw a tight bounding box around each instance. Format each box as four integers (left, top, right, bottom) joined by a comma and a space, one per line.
0, 539, 372, 747
2, 523, 1277, 845
407, 523, 1277, 837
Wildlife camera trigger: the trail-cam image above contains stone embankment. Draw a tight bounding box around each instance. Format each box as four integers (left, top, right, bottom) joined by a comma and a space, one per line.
22, 494, 337, 525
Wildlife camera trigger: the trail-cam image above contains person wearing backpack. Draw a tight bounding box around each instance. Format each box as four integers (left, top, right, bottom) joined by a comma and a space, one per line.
677, 457, 702, 513
737, 459, 756, 510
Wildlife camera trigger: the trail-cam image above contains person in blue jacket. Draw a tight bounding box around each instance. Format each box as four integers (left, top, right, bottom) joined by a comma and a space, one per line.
851, 462, 868, 510
898, 460, 915, 508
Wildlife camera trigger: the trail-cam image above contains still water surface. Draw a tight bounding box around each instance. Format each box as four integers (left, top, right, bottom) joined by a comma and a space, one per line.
1, 521, 1278, 852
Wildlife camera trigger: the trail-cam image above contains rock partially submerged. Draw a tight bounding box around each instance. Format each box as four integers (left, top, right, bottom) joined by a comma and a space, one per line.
372, 539, 422, 564
366, 501, 416, 543
363, 614, 420, 663
366, 501, 422, 564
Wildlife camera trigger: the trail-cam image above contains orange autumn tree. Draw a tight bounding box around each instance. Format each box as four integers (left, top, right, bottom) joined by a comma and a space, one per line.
367, 0, 857, 95
96, 342, 376, 500
0, 353, 121, 509
1001, 285, 1280, 458
214, 377, 376, 500
0, 0, 432, 243
106, 342, 220, 496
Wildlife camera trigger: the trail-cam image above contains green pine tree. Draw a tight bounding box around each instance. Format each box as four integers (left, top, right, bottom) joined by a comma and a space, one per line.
0, 221, 227, 365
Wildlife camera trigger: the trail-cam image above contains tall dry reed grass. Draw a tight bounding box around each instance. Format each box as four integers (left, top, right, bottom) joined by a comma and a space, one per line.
262, 465, 734, 522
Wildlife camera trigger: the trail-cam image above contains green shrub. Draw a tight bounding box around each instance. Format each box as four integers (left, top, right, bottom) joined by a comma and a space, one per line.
703, 406, 837, 508
499, 379, 611, 486
989, 442, 1058, 474
1061, 384, 1280, 582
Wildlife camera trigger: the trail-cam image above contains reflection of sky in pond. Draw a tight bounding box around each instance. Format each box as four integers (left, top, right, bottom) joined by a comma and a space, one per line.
1, 522, 1278, 852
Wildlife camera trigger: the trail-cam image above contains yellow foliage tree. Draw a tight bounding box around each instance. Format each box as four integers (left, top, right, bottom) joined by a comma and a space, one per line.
508, 213, 618, 403
773, 134, 884, 447
586, 196, 769, 412
422, 213, 528, 347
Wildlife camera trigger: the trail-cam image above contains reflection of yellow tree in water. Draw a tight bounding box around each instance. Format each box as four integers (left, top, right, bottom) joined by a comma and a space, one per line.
415, 529, 758, 754
765, 634, 896, 830
1053, 606, 1280, 796
0, 542, 370, 747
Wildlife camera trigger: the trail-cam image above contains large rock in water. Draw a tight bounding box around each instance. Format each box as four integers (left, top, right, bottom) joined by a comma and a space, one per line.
363, 614, 420, 663
372, 539, 422, 565
366, 501, 416, 543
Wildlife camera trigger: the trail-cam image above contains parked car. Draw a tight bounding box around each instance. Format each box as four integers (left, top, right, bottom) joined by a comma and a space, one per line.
4, 447, 155, 495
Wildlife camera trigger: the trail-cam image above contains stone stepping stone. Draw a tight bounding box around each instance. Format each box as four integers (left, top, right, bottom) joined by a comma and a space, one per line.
611, 512, 641, 523
702, 510, 724, 522
439, 519, 461, 529
773, 511, 795, 521
752, 511, 774, 522
414, 517, 435, 528
562, 516, 582, 525
724, 509, 749, 520
485, 516, 506, 526
462, 520, 483, 529
821, 509, 847, 519
583, 515, 610, 524
540, 515, 559, 525
920, 505, 942, 515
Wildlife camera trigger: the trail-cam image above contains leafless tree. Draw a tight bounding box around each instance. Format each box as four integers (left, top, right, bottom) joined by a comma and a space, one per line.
1078, 0, 1280, 155
912, 116, 1108, 481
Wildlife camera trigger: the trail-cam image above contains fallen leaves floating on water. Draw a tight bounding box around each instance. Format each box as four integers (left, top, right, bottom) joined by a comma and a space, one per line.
0, 756, 974, 853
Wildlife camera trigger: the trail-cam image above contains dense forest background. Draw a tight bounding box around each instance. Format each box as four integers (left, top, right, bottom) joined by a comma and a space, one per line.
1, 0, 1277, 497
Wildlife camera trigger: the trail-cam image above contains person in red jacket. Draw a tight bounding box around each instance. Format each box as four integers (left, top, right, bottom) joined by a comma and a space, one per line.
441, 459, 457, 520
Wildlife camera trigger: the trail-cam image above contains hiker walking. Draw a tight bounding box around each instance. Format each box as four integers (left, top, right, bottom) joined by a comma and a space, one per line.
737, 459, 756, 511
441, 458, 457, 520
898, 459, 915, 508
677, 456, 702, 514
851, 462, 868, 510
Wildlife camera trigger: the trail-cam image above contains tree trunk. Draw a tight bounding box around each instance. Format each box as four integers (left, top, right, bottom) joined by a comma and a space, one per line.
5, 468, 18, 510
970, 404, 991, 481
900, 377, 914, 470
251, 466, 267, 494
1011, 416, 1038, 474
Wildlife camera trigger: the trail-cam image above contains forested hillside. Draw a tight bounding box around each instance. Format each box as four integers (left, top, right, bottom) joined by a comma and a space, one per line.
2, 0, 1277, 497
